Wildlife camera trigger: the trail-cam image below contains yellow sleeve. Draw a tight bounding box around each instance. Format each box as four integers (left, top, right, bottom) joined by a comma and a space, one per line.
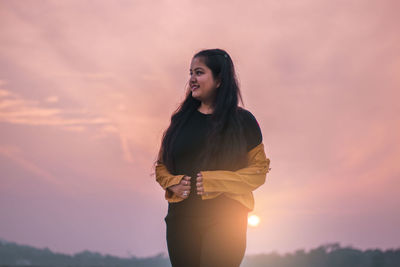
155, 161, 186, 202
200, 142, 270, 194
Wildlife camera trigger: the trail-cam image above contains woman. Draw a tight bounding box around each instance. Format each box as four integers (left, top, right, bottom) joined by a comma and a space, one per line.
154, 48, 271, 267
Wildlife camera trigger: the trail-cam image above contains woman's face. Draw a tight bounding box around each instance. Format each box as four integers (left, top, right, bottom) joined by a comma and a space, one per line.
189, 56, 220, 103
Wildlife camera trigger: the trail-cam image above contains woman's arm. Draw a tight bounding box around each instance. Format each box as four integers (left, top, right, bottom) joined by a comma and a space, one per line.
155, 163, 186, 202
199, 142, 270, 195
155, 142, 271, 201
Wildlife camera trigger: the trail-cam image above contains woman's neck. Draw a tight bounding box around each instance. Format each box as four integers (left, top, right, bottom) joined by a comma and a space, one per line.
198, 102, 214, 114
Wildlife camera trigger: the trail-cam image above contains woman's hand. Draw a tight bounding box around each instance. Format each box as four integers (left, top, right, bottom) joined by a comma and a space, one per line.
196, 172, 205, 195
167, 175, 191, 199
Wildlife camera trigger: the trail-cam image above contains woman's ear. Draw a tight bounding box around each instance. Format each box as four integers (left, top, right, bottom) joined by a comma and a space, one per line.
216, 77, 221, 88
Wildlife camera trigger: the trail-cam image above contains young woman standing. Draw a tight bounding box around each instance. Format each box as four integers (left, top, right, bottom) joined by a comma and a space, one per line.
155, 48, 271, 267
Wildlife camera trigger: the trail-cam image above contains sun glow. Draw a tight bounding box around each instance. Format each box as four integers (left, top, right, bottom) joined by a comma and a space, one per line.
248, 215, 260, 227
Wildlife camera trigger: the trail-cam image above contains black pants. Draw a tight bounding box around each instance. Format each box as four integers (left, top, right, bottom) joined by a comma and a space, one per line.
164, 208, 248, 267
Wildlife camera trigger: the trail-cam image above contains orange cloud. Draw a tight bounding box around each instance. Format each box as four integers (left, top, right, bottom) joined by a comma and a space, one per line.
0, 88, 110, 129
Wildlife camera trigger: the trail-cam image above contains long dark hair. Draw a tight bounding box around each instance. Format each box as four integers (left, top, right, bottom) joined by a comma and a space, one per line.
155, 48, 248, 173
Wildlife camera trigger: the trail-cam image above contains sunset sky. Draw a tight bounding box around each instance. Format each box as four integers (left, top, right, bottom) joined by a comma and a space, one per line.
1, 0, 399, 258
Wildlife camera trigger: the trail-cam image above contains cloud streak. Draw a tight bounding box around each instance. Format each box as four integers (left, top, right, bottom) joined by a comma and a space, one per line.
0, 88, 110, 132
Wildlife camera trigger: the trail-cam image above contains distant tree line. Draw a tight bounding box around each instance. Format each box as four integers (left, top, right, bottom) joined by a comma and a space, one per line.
0, 238, 169, 267
1, 238, 399, 267
241, 243, 400, 267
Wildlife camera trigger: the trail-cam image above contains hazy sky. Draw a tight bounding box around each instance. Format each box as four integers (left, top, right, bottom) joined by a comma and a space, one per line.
1, 0, 399, 258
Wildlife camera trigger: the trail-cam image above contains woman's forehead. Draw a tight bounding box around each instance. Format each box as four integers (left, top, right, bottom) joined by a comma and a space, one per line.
190, 57, 207, 70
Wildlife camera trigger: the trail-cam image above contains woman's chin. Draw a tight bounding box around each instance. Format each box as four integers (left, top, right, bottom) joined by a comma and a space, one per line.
191, 91, 201, 99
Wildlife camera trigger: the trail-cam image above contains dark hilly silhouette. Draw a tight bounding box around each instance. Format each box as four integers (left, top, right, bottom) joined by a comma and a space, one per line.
1, 238, 399, 267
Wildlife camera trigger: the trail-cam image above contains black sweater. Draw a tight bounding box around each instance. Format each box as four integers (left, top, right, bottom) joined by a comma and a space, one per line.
168, 107, 263, 218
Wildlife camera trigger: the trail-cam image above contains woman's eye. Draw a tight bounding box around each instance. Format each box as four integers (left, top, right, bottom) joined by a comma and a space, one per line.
189, 71, 202, 76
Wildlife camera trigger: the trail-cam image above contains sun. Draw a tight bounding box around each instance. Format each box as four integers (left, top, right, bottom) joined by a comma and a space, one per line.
248, 214, 260, 227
